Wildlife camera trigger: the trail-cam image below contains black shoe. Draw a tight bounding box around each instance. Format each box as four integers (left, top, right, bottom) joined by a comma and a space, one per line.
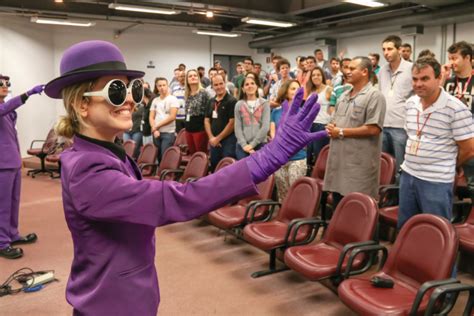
0, 246, 23, 259
11, 233, 38, 246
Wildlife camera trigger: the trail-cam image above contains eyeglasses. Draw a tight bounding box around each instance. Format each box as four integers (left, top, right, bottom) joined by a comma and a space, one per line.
83, 79, 143, 107
0, 80, 11, 88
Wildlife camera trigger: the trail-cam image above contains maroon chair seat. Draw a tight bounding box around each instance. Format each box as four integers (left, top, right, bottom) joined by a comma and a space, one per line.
243, 177, 321, 278
284, 192, 378, 282
454, 207, 474, 253
378, 205, 398, 227
137, 143, 158, 177
123, 140, 136, 158
338, 214, 459, 316
207, 175, 275, 230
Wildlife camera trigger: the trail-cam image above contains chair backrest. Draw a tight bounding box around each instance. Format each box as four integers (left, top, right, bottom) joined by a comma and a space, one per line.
181, 151, 209, 182
214, 157, 236, 172
383, 214, 458, 288
379, 152, 396, 186
137, 143, 158, 175
311, 145, 330, 181
157, 146, 182, 175
323, 192, 379, 249
42, 129, 58, 154
123, 140, 136, 158
277, 177, 321, 223
238, 174, 275, 206
466, 206, 474, 225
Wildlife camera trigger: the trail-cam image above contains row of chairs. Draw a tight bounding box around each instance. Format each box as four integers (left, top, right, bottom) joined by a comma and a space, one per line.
205, 157, 474, 315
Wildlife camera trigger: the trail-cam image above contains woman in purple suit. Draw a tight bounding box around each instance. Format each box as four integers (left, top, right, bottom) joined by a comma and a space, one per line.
0, 75, 43, 259
44, 40, 327, 315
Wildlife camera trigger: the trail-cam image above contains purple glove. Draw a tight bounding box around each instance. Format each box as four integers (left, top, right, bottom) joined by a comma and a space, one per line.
26, 84, 45, 96
245, 88, 328, 183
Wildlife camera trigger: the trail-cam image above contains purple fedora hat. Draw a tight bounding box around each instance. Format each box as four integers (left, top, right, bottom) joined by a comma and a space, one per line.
45, 40, 144, 98
0, 74, 10, 80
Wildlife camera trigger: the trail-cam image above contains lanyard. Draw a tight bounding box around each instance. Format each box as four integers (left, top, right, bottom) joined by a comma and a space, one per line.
416, 111, 432, 138
214, 100, 222, 112
455, 75, 472, 98
390, 72, 399, 90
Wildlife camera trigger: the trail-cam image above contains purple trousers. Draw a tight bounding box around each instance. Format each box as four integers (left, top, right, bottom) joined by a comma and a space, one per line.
0, 168, 21, 249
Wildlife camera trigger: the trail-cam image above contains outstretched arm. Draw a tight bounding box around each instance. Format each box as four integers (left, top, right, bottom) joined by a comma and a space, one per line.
0, 84, 44, 117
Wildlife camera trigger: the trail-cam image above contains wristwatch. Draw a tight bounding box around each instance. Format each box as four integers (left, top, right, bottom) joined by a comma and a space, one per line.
338, 128, 344, 139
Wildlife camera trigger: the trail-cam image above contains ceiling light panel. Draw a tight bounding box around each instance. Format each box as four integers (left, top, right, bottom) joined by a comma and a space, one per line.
241, 17, 295, 28
108, 3, 180, 15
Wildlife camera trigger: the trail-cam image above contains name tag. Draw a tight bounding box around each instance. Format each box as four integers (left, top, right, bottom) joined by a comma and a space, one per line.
387, 89, 394, 98
408, 138, 420, 156
212, 110, 218, 119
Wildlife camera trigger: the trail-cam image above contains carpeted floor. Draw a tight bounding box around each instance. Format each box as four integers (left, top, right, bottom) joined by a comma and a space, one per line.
0, 167, 472, 315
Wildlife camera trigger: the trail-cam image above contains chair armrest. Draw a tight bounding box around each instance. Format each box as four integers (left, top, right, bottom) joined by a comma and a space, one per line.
333, 241, 379, 279
343, 244, 388, 280
378, 184, 400, 207
284, 217, 325, 248
185, 177, 199, 183
160, 168, 184, 181
244, 200, 280, 223
29, 139, 46, 149
424, 282, 474, 316
409, 278, 459, 316
139, 163, 159, 175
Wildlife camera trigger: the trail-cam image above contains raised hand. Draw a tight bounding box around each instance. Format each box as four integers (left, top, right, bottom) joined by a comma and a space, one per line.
245, 87, 328, 183
26, 84, 45, 96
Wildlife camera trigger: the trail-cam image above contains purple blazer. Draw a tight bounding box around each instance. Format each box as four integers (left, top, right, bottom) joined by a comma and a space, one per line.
0, 95, 26, 169
60, 136, 258, 315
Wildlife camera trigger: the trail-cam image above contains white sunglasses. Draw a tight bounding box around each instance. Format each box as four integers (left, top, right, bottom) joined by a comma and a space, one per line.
83, 79, 144, 107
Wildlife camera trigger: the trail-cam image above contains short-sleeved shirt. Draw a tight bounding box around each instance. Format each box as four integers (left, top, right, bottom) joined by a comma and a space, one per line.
151, 95, 179, 133
171, 84, 185, 120
185, 90, 210, 132
312, 86, 331, 125
206, 92, 237, 137
324, 82, 386, 198
378, 58, 414, 128
401, 88, 474, 183
271, 107, 306, 161
329, 84, 351, 107
444, 75, 474, 115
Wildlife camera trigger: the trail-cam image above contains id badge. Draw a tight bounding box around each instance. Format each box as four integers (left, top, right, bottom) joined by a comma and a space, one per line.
387, 89, 394, 98
212, 110, 218, 119
186, 114, 191, 122
408, 138, 420, 156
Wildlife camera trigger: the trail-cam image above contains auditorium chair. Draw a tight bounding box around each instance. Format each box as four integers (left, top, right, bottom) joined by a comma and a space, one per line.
142, 146, 182, 181
454, 206, 474, 254
243, 177, 321, 278
207, 175, 275, 235
122, 140, 136, 158
213, 157, 236, 172
284, 192, 379, 285
174, 129, 191, 166
137, 143, 158, 177
160, 151, 208, 183
45, 139, 73, 179
26, 128, 57, 178
310, 145, 330, 221
338, 214, 470, 316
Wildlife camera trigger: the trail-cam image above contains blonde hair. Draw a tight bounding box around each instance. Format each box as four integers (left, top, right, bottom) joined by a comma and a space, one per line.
55, 81, 94, 138
184, 69, 203, 100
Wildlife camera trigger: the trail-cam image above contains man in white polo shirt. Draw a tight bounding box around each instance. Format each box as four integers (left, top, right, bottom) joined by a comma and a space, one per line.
398, 57, 474, 229
150, 77, 179, 161
379, 35, 414, 182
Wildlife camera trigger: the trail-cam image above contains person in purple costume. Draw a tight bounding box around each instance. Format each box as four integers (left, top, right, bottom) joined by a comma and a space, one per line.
44, 40, 327, 316
0, 74, 43, 259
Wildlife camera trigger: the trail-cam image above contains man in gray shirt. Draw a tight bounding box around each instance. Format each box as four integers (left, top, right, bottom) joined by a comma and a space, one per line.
379, 35, 414, 181
324, 57, 386, 207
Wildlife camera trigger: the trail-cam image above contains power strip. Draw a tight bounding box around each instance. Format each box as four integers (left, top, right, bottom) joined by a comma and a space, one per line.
25, 272, 55, 287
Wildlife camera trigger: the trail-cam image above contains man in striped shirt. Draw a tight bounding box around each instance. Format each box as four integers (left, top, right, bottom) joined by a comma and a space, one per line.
398, 57, 474, 229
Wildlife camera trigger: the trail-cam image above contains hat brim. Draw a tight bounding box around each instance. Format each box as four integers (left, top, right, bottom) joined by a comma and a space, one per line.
0, 75, 10, 80
45, 69, 145, 99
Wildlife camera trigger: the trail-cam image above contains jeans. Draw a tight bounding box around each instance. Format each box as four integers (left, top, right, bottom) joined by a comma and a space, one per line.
123, 131, 143, 159
398, 171, 453, 229
382, 127, 407, 183
307, 123, 330, 166
153, 132, 176, 162
209, 134, 237, 171
142, 135, 153, 145
235, 143, 264, 160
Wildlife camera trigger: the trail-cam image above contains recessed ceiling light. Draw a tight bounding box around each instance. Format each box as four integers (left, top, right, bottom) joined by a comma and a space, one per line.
241, 17, 295, 28
108, 3, 180, 15
344, 0, 385, 8
206, 11, 214, 18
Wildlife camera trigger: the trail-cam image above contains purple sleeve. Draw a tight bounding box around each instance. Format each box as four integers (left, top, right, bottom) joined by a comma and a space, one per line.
0, 95, 26, 117
67, 159, 259, 227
